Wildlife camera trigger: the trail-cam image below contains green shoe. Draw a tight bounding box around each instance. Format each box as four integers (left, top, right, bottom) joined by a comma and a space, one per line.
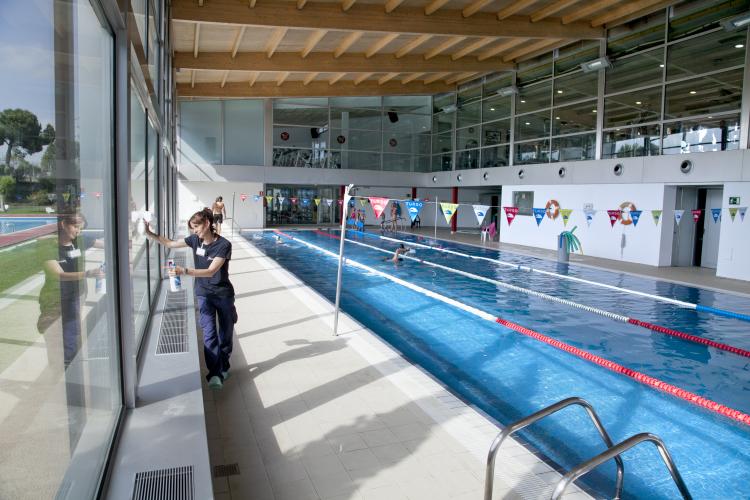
208, 375, 223, 390
222, 371, 231, 381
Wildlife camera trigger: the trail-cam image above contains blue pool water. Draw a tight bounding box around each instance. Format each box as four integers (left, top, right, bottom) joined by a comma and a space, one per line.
0, 217, 56, 234
247, 229, 750, 499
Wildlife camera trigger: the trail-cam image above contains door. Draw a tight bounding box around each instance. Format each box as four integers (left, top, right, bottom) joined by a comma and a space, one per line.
700, 188, 722, 268
671, 187, 697, 266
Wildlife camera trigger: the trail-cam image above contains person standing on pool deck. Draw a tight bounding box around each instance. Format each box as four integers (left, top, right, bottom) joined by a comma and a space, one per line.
211, 196, 227, 235
144, 208, 237, 390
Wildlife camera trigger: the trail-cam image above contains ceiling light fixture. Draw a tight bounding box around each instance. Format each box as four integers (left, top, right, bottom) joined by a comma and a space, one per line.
441, 104, 457, 113
495, 85, 519, 97
723, 13, 750, 31
580, 56, 611, 73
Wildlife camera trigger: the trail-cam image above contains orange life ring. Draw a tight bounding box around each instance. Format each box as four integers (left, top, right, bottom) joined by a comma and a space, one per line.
545, 199, 560, 219
619, 201, 637, 225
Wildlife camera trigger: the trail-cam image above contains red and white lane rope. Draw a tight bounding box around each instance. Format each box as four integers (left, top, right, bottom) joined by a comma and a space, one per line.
333, 232, 750, 359
274, 230, 750, 427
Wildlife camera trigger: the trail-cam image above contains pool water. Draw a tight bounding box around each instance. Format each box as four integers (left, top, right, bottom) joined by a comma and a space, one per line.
0, 217, 56, 234
247, 229, 750, 499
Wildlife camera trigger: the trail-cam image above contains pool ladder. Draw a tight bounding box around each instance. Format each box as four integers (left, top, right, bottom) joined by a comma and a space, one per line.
484, 397, 692, 500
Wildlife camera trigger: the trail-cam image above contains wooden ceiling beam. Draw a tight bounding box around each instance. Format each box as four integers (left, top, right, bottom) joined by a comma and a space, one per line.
191, 69, 196, 88
334, 31, 363, 58
530, 0, 582, 23
248, 71, 259, 86
497, 0, 541, 20
395, 34, 432, 58
384, 0, 406, 13
401, 72, 426, 84
451, 37, 495, 60
424, 0, 451, 15
265, 27, 288, 58
303, 72, 319, 85
174, 51, 513, 73
230, 26, 246, 58
365, 33, 400, 58
590, 0, 668, 27
193, 22, 201, 57
477, 37, 528, 61
601, 0, 674, 28
445, 71, 477, 85
342, 0, 357, 12
423, 71, 451, 84
178, 80, 454, 97
507, 38, 565, 62
354, 72, 374, 85
301, 29, 328, 58
329, 72, 347, 85
297, 0, 308, 8
463, 0, 493, 18
172, 0, 604, 40
220, 70, 229, 88
424, 36, 466, 60
378, 73, 399, 84
276, 71, 290, 86
561, 0, 619, 24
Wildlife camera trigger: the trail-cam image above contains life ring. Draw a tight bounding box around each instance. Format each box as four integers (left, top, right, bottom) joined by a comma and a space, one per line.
545, 199, 560, 219
619, 201, 637, 225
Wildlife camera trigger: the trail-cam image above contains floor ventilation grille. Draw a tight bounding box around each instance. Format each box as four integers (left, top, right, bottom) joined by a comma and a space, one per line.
156, 254, 189, 355
132, 465, 194, 500
213, 463, 240, 478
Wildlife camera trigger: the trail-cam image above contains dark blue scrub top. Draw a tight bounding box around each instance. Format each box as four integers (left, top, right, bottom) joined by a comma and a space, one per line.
184, 234, 234, 297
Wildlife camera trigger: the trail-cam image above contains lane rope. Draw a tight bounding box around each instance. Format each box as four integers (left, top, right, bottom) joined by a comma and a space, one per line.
272, 230, 750, 427
328, 231, 750, 359
370, 231, 750, 323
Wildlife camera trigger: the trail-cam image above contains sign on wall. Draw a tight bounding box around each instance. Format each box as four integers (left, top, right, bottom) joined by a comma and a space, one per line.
729, 196, 740, 205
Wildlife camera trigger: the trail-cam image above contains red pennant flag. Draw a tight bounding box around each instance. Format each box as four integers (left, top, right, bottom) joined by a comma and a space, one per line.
290, 197, 298, 204
607, 209, 621, 227
368, 197, 389, 219
240, 193, 247, 202
337, 199, 344, 205
504, 206, 519, 226
691, 209, 702, 223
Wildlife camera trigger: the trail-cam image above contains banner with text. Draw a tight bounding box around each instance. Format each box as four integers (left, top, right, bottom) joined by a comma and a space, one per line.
533, 208, 546, 226
607, 209, 621, 227
405, 200, 424, 222
368, 197, 389, 219
441, 202, 459, 224
504, 206, 519, 226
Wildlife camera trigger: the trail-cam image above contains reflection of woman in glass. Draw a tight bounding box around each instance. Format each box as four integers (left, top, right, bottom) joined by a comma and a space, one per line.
37, 213, 101, 367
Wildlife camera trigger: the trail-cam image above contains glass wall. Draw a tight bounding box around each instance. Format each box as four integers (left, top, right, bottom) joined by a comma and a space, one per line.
272, 96, 432, 171
0, 1, 121, 498
264, 185, 342, 225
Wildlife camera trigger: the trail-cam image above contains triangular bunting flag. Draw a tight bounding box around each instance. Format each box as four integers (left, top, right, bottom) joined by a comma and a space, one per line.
674, 209, 684, 225
368, 197, 389, 219
607, 209, 621, 228
405, 200, 424, 222
359, 198, 367, 207
290, 197, 298, 204
584, 209, 596, 227
740, 207, 747, 221
337, 199, 344, 205
440, 202, 458, 224
314, 198, 321, 206
62, 192, 71, 202
729, 207, 738, 221
651, 210, 662, 225
473, 205, 490, 225
711, 208, 721, 223
691, 209, 702, 223
630, 210, 642, 227
325, 198, 332, 206
561, 208, 573, 227
253, 195, 260, 202
504, 206, 519, 226
265, 195, 273, 205
301, 198, 310, 207
533, 208, 546, 227
279, 196, 286, 206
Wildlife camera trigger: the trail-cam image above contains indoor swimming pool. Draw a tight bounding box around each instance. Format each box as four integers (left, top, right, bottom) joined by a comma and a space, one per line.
247, 229, 750, 499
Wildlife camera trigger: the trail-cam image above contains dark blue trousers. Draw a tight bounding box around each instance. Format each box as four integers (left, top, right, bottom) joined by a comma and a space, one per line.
197, 295, 236, 381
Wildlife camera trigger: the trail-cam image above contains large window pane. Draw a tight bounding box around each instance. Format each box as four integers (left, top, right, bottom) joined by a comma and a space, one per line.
551, 133, 596, 162
384, 95, 431, 114
605, 48, 664, 94
0, 2, 121, 498
483, 73, 513, 97
664, 69, 743, 119
457, 100, 481, 128
179, 100, 221, 164
515, 111, 552, 142
456, 149, 479, 170
331, 107, 381, 130
130, 91, 149, 345
482, 119, 511, 147
515, 139, 550, 165
456, 126, 480, 151
273, 126, 328, 149
340, 151, 381, 170
517, 81, 551, 114
482, 145, 510, 168
517, 54, 552, 85
224, 100, 264, 165
554, 71, 598, 105
602, 125, 661, 158
273, 99, 328, 126
383, 113, 431, 156
383, 154, 430, 172
667, 29, 746, 81
432, 154, 453, 171
330, 129, 381, 151
669, 1, 749, 41
555, 40, 600, 75
432, 110, 454, 133
482, 94, 512, 120
604, 86, 662, 127
553, 101, 597, 135
147, 120, 158, 302
662, 115, 740, 154
608, 10, 664, 57
432, 132, 453, 155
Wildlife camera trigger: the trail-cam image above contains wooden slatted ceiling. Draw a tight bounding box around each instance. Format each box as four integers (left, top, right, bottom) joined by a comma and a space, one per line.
174, 0, 677, 98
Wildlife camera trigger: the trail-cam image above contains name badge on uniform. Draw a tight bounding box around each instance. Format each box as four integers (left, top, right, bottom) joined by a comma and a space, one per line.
67, 248, 82, 259
196, 247, 206, 256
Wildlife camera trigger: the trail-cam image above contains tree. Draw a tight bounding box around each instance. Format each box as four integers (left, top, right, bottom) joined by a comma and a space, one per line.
0, 176, 15, 210
0, 109, 54, 168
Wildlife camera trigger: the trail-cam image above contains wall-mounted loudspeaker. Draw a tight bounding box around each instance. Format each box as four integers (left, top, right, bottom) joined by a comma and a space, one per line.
387, 111, 399, 123
613, 163, 624, 176
310, 128, 320, 139
680, 159, 693, 174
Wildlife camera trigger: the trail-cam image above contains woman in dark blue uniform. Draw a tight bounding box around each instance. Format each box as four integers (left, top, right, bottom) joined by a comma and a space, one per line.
145, 208, 237, 389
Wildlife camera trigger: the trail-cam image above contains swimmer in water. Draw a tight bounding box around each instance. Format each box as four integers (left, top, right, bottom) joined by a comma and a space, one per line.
384, 243, 410, 263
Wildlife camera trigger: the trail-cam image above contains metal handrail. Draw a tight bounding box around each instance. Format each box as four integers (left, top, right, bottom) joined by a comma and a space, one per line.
484, 397, 624, 500
551, 433, 692, 500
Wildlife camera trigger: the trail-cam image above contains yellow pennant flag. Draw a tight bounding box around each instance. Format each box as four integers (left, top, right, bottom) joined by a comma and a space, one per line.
314, 198, 321, 206
440, 202, 458, 224
265, 195, 273, 205
561, 208, 573, 227
359, 198, 367, 207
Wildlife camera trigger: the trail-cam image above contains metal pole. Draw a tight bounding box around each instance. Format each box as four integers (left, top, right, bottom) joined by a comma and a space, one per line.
333, 183, 354, 336
231, 192, 236, 237
434, 195, 438, 241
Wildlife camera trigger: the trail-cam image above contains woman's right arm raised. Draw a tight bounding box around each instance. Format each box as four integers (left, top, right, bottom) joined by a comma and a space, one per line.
143, 220, 188, 248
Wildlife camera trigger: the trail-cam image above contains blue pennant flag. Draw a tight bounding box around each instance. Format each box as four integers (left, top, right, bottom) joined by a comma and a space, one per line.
711, 208, 721, 223
253, 195, 260, 202
533, 208, 546, 227
301, 198, 311, 207
630, 210, 642, 226
405, 200, 424, 222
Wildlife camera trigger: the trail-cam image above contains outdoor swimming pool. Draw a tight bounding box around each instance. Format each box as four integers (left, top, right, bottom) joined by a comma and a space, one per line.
0, 217, 56, 234
247, 229, 750, 499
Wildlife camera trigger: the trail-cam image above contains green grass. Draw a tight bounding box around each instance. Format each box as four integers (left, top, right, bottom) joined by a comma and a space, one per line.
0, 237, 57, 294
2, 205, 49, 214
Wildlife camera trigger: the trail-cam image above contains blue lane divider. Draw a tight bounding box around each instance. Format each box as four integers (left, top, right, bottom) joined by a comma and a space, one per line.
696, 304, 750, 322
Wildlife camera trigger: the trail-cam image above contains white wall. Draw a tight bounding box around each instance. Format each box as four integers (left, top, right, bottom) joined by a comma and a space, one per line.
178, 181, 264, 230
717, 182, 750, 281
499, 184, 670, 265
